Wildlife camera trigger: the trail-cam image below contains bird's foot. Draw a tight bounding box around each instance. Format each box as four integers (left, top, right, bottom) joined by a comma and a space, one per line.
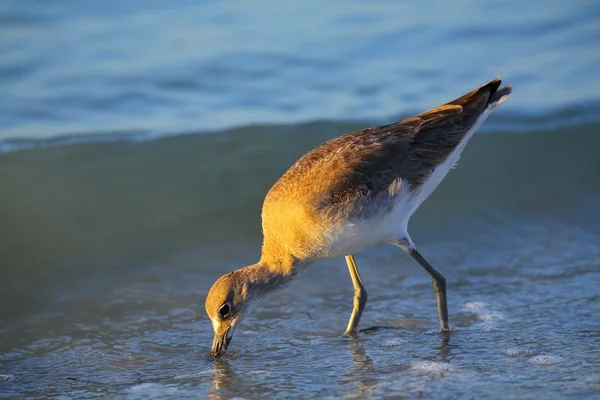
344, 329, 359, 337
426, 326, 459, 335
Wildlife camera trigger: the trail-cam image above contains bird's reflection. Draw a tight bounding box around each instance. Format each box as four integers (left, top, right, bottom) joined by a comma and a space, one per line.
207, 358, 239, 400
349, 337, 376, 373
342, 337, 378, 398
436, 333, 452, 362
205, 330, 456, 398
422, 331, 456, 364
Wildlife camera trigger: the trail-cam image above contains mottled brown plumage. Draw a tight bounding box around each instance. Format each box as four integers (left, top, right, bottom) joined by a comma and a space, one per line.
261, 79, 511, 264
206, 78, 512, 356
268, 79, 508, 202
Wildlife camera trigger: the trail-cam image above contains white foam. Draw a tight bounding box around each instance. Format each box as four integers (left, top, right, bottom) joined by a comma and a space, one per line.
477, 312, 505, 321
462, 301, 506, 332
382, 339, 408, 347
529, 355, 565, 365
247, 370, 267, 375
462, 301, 489, 313
505, 346, 537, 356
129, 383, 162, 391
411, 361, 453, 372
0, 374, 14, 382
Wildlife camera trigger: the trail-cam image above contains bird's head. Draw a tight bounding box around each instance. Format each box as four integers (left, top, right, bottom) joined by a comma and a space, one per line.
206, 259, 296, 357
205, 270, 250, 357
206, 263, 286, 357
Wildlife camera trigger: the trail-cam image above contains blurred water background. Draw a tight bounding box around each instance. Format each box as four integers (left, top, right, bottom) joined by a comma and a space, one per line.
1, 0, 600, 398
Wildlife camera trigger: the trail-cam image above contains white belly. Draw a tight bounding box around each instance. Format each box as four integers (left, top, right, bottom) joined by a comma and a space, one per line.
319, 185, 414, 258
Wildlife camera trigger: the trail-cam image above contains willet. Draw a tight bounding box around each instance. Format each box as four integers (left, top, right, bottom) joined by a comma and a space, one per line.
206, 78, 512, 357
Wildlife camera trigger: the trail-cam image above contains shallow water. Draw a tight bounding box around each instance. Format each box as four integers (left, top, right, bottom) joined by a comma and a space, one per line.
2, 1, 600, 399
2, 124, 600, 398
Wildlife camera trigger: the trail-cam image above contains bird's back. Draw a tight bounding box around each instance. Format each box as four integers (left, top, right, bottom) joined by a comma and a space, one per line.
260, 79, 512, 263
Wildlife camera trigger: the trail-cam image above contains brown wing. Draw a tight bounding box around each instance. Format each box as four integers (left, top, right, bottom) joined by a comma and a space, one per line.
268, 79, 510, 206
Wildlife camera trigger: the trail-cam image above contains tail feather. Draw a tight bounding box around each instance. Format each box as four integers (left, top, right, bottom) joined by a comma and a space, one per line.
489, 85, 512, 106
446, 78, 512, 112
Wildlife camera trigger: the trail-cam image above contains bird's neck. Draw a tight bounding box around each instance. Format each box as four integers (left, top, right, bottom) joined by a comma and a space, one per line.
239, 239, 310, 302
241, 261, 296, 302
259, 240, 308, 277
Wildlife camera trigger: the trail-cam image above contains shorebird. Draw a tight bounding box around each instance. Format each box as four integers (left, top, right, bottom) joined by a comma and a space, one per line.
206, 78, 512, 357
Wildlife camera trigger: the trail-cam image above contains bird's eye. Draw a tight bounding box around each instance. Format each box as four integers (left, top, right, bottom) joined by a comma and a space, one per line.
219, 304, 230, 318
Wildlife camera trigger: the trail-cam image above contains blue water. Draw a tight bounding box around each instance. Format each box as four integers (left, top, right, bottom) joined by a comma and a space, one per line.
1, 1, 600, 399
1, 0, 599, 142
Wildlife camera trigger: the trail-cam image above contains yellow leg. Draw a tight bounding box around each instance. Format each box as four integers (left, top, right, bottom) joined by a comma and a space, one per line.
344, 255, 368, 334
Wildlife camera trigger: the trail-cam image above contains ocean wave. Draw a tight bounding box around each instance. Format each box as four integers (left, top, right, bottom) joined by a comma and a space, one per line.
1, 103, 599, 154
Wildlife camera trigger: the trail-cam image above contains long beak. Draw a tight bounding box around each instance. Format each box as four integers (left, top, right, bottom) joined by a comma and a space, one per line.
210, 328, 232, 357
